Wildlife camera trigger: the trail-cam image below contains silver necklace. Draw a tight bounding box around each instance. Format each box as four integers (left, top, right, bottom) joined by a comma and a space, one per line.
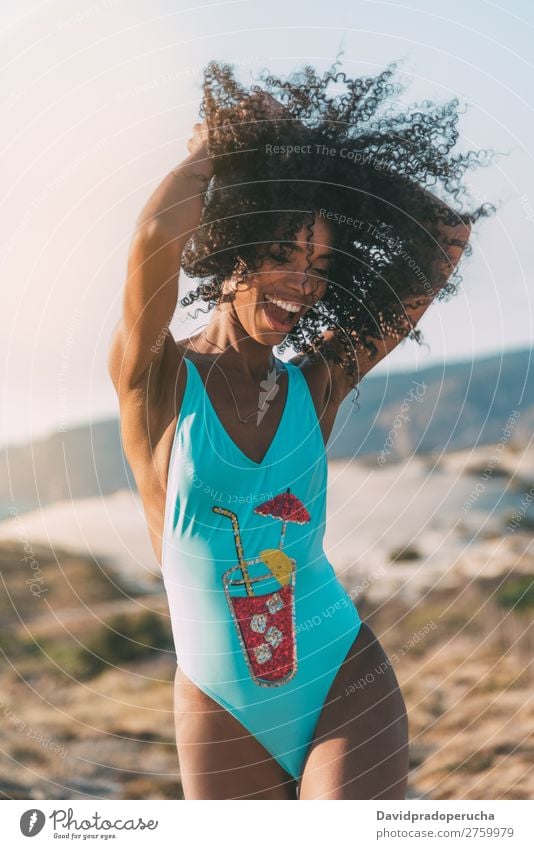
188, 327, 280, 424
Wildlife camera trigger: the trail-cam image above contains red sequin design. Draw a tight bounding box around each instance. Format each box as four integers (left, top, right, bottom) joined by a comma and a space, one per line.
253, 490, 311, 525
215, 487, 310, 686
230, 584, 295, 682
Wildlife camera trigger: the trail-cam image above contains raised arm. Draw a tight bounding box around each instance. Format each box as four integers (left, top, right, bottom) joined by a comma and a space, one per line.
108, 123, 213, 396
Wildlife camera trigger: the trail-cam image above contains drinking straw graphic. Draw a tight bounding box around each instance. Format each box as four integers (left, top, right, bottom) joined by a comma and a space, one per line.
212, 505, 254, 596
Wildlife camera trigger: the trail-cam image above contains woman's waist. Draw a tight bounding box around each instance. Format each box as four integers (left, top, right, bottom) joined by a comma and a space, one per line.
162, 547, 348, 600
164, 561, 358, 645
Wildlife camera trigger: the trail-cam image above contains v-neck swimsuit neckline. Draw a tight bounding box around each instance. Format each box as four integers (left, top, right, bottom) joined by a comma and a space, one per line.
184, 356, 292, 467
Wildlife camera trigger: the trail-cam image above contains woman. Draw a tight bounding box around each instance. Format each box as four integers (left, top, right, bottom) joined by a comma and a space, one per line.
108, 59, 495, 799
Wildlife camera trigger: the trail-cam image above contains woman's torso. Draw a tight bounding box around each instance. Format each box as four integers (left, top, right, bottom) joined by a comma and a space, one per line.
122, 343, 336, 566
160, 352, 358, 688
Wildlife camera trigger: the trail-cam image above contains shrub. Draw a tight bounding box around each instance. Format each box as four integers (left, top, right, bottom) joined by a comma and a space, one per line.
495, 576, 534, 611
41, 610, 174, 680
390, 544, 422, 563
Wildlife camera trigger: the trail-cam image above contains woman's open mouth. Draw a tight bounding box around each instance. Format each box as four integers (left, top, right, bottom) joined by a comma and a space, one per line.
262, 294, 303, 332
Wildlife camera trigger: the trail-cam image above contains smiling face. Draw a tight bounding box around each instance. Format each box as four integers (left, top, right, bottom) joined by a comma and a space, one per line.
223, 214, 335, 345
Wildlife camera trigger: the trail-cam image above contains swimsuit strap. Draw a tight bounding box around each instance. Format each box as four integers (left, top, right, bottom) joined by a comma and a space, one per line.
284, 361, 326, 456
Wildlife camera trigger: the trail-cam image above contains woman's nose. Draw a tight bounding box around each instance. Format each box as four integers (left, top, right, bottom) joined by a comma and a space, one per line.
286, 269, 322, 296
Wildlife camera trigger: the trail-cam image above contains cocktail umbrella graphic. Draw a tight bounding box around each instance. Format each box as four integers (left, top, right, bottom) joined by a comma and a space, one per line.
253, 486, 311, 586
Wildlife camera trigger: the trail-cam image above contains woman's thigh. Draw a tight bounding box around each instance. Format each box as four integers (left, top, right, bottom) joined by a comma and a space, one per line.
173, 666, 298, 800
298, 622, 409, 800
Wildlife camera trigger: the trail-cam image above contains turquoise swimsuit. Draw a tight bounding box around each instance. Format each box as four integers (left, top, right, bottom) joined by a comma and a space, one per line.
161, 355, 362, 781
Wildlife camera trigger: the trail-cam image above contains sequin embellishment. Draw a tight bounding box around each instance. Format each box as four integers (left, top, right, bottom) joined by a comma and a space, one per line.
254, 644, 272, 664
214, 488, 311, 687
266, 593, 284, 614
250, 613, 268, 634
265, 625, 283, 648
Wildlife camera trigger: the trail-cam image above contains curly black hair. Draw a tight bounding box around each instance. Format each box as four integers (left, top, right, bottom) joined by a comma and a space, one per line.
179, 55, 501, 384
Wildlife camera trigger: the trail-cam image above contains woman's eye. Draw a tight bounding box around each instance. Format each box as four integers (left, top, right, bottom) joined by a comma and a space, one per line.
267, 249, 329, 278
269, 250, 290, 263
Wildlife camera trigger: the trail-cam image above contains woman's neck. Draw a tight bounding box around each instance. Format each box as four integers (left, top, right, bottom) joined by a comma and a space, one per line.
187, 300, 278, 380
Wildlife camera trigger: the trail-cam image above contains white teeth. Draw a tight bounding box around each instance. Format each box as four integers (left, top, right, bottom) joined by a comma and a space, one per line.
265, 294, 300, 313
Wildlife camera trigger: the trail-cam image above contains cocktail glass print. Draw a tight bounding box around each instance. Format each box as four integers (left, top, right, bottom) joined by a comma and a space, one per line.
213, 487, 311, 687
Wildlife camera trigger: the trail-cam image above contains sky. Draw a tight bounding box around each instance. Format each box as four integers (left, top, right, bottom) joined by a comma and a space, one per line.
1, 0, 533, 446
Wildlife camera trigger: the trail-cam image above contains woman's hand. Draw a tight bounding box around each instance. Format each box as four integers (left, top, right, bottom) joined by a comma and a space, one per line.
239, 91, 291, 128
185, 89, 302, 172
187, 119, 210, 157
237, 90, 292, 124
183, 118, 213, 182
